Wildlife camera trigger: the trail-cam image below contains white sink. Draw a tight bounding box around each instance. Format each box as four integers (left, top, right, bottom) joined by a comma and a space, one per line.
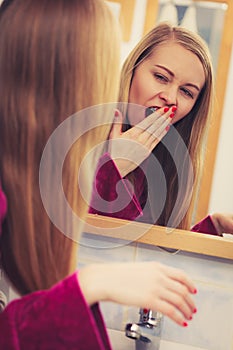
107, 329, 207, 350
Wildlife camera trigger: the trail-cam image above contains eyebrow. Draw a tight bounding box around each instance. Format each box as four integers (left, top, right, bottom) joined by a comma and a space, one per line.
155, 64, 201, 92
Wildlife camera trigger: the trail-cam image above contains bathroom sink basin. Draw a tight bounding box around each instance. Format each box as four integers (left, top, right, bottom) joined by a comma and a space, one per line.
107, 329, 207, 350
160, 342, 206, 350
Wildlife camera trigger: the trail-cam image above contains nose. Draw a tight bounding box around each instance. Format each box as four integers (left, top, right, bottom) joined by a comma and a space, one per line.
158, 86, 177, 106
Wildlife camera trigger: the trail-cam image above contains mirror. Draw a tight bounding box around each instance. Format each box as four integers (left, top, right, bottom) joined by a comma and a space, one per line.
107, 0, 233, 225
104, 0, 233, 259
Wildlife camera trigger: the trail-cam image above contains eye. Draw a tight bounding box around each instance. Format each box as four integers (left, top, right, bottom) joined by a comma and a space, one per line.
153, 73, 168, 83
180, 87, 194, 99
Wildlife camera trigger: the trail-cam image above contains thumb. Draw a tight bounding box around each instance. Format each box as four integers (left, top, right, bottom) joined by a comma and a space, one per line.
109, 109, 123, 139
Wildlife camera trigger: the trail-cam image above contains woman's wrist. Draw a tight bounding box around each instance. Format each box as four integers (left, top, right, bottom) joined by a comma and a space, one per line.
78, 264, 109, 306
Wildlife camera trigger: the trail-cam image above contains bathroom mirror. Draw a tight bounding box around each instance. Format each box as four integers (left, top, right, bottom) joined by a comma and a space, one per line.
107, 0, 233, 225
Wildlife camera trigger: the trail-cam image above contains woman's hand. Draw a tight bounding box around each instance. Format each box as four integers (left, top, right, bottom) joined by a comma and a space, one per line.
109, 106, 175, 177
211, 213, 233, 235
78, 261, 197, 327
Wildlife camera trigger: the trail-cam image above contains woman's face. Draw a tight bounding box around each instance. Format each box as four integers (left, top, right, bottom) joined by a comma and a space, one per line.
128, 40, 205, 125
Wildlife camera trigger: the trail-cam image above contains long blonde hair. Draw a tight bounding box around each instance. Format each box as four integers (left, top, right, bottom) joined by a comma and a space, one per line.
119, 23, 214, 229
0, 0, 120, 294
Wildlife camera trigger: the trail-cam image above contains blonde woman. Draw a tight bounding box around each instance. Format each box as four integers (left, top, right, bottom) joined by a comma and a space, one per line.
0, 1, 197, 349
90, 23, 233, 235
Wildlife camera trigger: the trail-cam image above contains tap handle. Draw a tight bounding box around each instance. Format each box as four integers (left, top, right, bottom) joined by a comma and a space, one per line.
125, 323, 141, 340
139, 308, 163, 326
139, 308, 149, 323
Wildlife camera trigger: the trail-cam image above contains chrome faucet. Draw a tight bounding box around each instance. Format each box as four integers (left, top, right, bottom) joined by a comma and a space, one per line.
125, 308, 163, 350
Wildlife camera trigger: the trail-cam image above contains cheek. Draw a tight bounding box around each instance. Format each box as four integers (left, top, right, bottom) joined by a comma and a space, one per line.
129, 72, 151, 105
128, 76, 148, 125
129, 79, 142, 104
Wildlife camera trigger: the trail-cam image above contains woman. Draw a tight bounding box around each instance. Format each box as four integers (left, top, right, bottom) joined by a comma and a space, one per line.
0, 1, 197, 349
90, 23, 233, 235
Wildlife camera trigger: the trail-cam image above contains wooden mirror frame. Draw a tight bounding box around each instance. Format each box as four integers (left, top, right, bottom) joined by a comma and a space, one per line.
85, 214, 233, 260
144, 0, 233, 222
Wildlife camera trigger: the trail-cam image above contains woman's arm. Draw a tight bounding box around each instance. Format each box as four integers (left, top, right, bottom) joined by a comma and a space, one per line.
79, 261, 197, 327
191, 213, 233, 236
0, 273, 111, 350
89, 153, 143, 220
191, 215, 219, 235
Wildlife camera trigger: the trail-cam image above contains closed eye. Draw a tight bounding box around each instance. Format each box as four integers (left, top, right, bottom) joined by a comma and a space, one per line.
154, 73, 168, 83
180, 87, 194, 99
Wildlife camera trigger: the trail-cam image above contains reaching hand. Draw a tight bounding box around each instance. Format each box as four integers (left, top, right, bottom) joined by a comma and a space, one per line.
78, 261, 197, 327
108, 106, 175, 177
211, 213, 233, 235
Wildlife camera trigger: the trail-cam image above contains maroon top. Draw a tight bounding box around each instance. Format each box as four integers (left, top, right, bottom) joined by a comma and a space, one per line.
89, 153, 218, 235
0, 186, 112, 349
0, 273, 112, 350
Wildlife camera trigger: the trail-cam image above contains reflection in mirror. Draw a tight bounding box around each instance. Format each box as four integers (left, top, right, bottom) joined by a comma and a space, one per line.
104, 0, 233, 245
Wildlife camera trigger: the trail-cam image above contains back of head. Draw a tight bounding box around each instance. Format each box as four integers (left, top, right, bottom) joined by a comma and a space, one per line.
0, 0, 120, 294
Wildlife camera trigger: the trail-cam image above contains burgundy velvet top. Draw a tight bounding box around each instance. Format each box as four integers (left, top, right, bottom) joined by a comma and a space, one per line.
0, 185, 111, 349
0, 273, 112, 350
89, 153, 218, 236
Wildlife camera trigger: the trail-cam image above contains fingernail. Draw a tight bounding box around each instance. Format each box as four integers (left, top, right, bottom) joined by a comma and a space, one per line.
193, 308, 197, 313
172, 106, 177, 112
193, 289, 197, 294
170, 112, 175, 118
189, 316, 193, 320
114, 110, 119, 118
165, 125, 170, 132
164, 107, 169, 113
183, 322, 188, 327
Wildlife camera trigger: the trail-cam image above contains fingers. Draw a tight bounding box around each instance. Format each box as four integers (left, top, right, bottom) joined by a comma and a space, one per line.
145, 279, 197, 327
109, 109, 123, 139
145, 106, 176, 137
161, 264, 196, 293
146, 115, 171, 141
137, 106, 173, 132
153, 300, 191, 327
161, 283, 195, 320
131, 106, 175, 147
150, 263, 197, 327
211, 213, 233, 234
